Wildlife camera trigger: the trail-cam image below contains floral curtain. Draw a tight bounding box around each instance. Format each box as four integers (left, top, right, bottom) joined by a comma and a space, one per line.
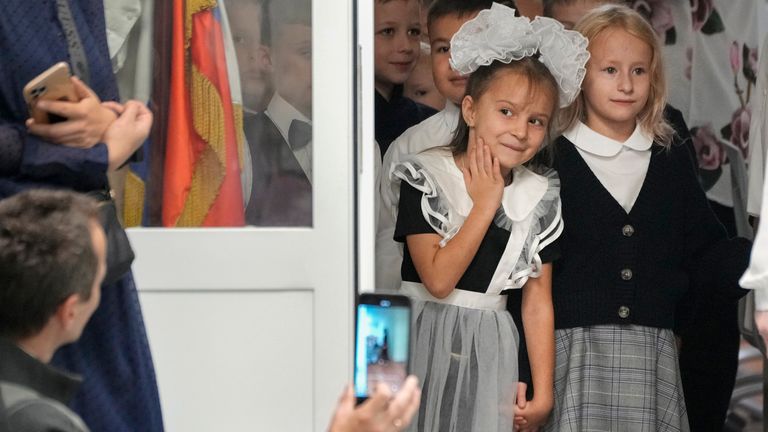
634, 0, 762, 209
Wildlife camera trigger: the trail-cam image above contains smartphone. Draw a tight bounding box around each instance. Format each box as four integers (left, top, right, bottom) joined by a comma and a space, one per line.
23, 62, 77, 124
354, 293, 411, 403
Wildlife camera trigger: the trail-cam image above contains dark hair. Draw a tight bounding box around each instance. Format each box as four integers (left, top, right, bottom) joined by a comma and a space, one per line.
0, 189, 100, 339
447, 57, 559, 164
427, 0, 516, 29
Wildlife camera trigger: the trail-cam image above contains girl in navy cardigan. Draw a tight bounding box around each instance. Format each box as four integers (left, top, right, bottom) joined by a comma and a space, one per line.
544, 5, 750, 431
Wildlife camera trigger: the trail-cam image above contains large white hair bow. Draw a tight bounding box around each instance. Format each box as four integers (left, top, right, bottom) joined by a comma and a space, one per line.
449, 3, 590, 108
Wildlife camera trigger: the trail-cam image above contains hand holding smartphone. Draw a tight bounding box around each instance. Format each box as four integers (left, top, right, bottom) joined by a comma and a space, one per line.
354, 293, 411, 404
23, 62, 77, 124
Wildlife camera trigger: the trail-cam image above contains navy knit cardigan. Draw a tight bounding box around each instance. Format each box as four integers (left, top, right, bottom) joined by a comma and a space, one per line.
551, 134, 750, 331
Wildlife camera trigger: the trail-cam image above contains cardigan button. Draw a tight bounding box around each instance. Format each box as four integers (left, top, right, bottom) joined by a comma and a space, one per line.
618, 306, 630, 319
622, 224, 635, 237
621, 268, 633, 280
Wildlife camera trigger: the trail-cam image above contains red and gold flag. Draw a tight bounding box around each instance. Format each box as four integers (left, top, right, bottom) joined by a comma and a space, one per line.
163, 0, 244, 226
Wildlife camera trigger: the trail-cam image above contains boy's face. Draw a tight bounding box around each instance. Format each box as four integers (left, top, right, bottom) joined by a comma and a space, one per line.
404, 55, 446, 111
428, 13, 478, 105
374, 0, 422, 93
270, 24, 313, 119
550, 0, 605, 29
229, 2, 273, 112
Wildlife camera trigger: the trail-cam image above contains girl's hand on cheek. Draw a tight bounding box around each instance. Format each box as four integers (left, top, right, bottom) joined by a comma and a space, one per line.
462, 130, 503, 214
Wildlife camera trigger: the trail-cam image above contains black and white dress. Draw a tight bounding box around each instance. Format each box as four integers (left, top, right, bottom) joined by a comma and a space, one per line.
390, 148, 562, 432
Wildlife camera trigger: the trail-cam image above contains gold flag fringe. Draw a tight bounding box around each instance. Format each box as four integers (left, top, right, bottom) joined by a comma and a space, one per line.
124, 169, 145, 227
174, 63, 229, 226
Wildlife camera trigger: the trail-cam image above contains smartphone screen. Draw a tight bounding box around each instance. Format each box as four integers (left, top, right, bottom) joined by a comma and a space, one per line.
354, 294, 411, 401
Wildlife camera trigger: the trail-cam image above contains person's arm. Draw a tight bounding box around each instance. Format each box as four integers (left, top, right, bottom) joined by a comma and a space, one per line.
513, 264, 555, 431
407, 141, 502, 298
1, 83, 147, 190
327, 376, 421, 432
0, 118, 109, 191
506, 289, 532, 408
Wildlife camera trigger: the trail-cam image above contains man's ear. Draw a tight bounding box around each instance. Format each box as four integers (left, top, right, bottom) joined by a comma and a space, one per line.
461, 95, 476, 127
54, 294, 81, 331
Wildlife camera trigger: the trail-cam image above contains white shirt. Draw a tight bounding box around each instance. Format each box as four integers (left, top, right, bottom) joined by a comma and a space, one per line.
741, 160, 768, 308
564, 121, 653, 213
747, 33, 768, 216
375, 102, 459, 292
266, 94, 313, 181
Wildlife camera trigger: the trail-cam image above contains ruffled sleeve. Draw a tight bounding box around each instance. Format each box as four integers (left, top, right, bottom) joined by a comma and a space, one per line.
504, 169, 564, 289
390, 154, 464, 247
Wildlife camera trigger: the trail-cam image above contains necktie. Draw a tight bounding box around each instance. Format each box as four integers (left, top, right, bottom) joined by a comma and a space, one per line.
288, 119, 312, 150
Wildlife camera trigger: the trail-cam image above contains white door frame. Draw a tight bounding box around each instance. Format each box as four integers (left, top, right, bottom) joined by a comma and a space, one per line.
127, 0, 367, 428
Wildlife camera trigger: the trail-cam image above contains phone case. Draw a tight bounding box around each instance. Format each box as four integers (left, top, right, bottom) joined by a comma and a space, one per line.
22, 62, 77, 124
354, 293, 411, 403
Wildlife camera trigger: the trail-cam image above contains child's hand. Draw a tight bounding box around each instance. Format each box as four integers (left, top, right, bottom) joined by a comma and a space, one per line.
461, 130, 503, 214
513, 397, 553, 431
26, 76, 117, 148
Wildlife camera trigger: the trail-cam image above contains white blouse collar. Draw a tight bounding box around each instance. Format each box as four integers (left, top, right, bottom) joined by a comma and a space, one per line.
563, 121, 653, 157
266, 93, 311, 141
436, 152, 546, 222
503, 166, 549, 221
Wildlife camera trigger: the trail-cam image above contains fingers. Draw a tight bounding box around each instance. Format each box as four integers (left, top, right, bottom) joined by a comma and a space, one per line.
35, 78, 100, 119
390, 376, 420, 426
27, 119, 84, 142
492, 156, 501, 182
71, 76, 99, 101
516, 382, 528, 409
34, 98, 79, 120
102, 101, 125, 115
481, 141, 492, 176
363, 382, 393, 413
337, 384, 355, 409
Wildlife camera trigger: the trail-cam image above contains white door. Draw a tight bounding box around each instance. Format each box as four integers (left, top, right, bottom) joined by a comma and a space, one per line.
126, 0, 369, 429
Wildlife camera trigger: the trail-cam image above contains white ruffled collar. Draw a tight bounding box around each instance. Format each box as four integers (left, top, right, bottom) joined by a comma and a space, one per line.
433, 149, 548, 222
563, 121, 652, 157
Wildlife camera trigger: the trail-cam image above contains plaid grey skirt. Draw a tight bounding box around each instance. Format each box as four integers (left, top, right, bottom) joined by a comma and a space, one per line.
543, 325, 689, 432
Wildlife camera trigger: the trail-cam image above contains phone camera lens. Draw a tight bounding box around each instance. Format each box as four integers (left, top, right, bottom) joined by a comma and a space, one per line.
380, 300, 391, 308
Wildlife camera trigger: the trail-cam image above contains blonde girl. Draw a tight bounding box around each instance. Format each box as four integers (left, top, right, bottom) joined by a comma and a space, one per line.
546, 5, 749, 431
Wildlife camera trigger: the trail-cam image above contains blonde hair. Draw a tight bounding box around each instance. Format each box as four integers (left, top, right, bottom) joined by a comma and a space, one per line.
558, 4, 674, 146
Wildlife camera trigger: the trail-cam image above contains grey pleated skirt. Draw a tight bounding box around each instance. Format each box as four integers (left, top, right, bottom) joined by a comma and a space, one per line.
405, 298, 520, 432
544, 324, 689, 432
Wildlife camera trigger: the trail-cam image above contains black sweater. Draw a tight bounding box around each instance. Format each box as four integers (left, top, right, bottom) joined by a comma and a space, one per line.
551, 135, 750, 331
375, 86, 437, 159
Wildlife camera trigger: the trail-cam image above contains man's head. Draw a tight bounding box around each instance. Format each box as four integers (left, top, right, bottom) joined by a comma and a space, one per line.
0, 190, 106, 347
265, 0, 312, 119
543, 0, 626, 29
228, 0, 274, 112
